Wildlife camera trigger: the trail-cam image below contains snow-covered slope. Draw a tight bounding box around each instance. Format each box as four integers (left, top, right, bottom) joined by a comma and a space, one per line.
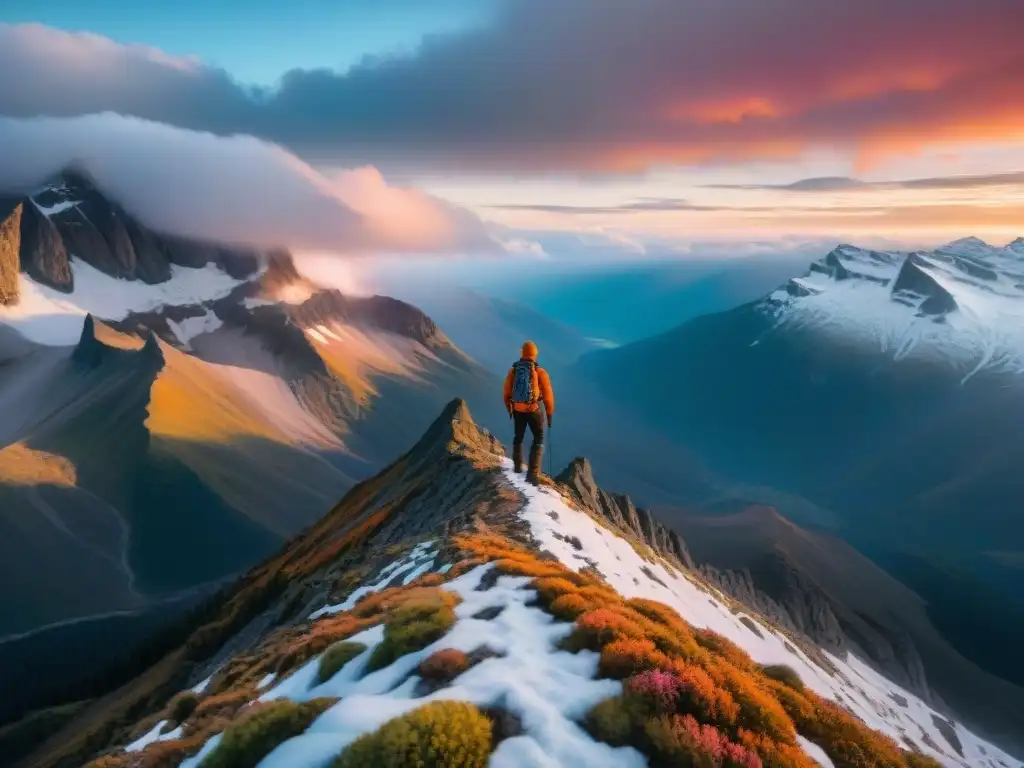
0, 261, 244, 345
764, 238, 1024, 380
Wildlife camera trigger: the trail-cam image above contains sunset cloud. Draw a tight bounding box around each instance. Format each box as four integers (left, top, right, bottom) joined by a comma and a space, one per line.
3, 1, 1024, 174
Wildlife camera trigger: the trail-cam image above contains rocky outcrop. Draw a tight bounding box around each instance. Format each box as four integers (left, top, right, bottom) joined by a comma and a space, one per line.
19, 202, 72, 291
287, 289, 451, 349
892, 253, 958, 316
122, 215, 172, 284
556, 457, 694, 569
52, 207, 120, 276
13, 168, 263, 289
0, 201, 22, 305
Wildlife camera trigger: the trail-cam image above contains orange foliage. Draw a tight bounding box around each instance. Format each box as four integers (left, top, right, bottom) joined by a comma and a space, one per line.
721, 668, 795, 744
599, 638, 668, 679
418, 649, 471, 682
800, 699, 907, 768
570, 608, 646, 650
695, 629, 756, 671
667, 662, 742, 729
350, 586, 458, 619
530, 576, 580, 605
548, 593, 594, 621
738, 729, 818, 768
409, 572, 446, 587
494, 558, 566, 579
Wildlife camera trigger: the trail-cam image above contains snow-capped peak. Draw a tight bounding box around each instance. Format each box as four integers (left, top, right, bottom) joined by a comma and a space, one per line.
763, 238, 1024, 380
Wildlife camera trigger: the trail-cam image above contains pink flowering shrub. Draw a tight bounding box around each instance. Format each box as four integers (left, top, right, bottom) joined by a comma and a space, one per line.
645, 713, 763, 768
626, 669, 684, 713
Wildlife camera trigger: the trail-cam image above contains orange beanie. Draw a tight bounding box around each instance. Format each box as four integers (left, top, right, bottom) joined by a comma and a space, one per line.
521, 340, 538, 360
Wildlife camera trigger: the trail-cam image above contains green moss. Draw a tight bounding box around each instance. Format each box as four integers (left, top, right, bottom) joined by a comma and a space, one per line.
332, 700, 492, 767
169, 691, 200, 724
584, 696, 640, 747
318, 642, 367, 684
759, 664, 805, 692
199, 698, 336, 768
366, 605, 456, 672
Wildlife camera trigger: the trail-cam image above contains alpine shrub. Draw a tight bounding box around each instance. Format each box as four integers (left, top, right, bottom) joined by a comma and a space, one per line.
565, 608, 646, 651
667, 663, 741, 728
695, 630, 755, 671
332, 700, 492, 767
799, 699, 906, 768
169, 692, 200, 724
317, 642, 367, 683
529, 576, 579, 606
721, 669, 795, 743
645, 714, 763, 768
201, 698, 337, 768
366, 602, 457, 672
737, 729, 817, 768
547, 593, 593, 621
418, 649, 471, 683
584, 695, 643, 747
759, 665, 804, 692
599, 638, 668, 679
626, 669, 685, 714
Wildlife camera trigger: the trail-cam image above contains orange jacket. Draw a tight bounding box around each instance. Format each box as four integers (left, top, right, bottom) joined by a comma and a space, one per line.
504, 360, 555, 417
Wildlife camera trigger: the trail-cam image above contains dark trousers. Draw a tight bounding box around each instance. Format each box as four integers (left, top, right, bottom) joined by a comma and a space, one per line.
513, 409, 545, 449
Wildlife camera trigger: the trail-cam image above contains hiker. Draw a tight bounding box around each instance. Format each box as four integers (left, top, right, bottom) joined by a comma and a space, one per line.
503, 340, 555, 485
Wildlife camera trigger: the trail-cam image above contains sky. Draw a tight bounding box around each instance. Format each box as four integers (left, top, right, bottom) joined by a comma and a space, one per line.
2, 0, 1024, 250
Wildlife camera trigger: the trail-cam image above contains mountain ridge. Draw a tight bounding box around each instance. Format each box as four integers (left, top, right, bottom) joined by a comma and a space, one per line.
9, 399, 1018, 768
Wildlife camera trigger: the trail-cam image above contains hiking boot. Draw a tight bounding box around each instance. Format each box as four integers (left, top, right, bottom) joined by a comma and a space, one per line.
512, 443, 524, 473
526, 443, 544, 485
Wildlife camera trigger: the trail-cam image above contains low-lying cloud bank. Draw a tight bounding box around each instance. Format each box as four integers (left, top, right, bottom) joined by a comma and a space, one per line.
0, 113, 495, 255
4, 3, 1024, 173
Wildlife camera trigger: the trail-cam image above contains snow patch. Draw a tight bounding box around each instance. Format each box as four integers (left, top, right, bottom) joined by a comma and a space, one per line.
124, 720, 182, 752
190, 675, 212, 694
308, 541, 437, 620
179, 733, 222, 768
259, 563, 643, 768
258, 672, 277, 690
31, 196, 78, 217
0, 262, 242, 346
797, 735, 835, 767
167, 309, 223, 349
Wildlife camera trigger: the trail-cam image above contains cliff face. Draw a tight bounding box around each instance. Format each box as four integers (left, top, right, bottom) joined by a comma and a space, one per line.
7, 170, 263, 295
0, 202, 22, 306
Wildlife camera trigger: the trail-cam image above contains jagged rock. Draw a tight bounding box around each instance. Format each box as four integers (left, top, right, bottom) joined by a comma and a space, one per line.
216, 246, 261, 279
52, 207, 120, 276
287, 290, 449, 349
892, 253, 958, 316
0, 201, 22, 305
161, 234, 219, 268
556, 457, 694, 569
122, 215, 172, 284
71, 315, 105, 368
19, 201, 73, 291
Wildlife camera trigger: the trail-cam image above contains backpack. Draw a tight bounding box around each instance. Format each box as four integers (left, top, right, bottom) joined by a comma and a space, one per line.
510, 360, 539, 405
